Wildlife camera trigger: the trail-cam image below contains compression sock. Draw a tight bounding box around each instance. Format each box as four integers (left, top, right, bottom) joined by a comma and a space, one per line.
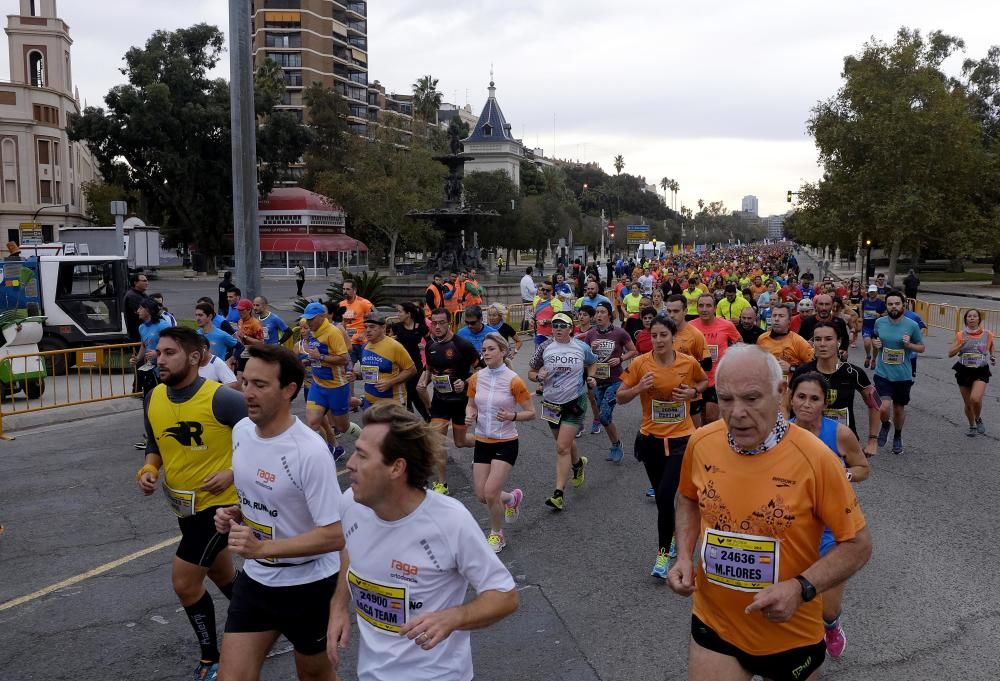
824, 613, 842, 630
184, 591, 220, 663
894, 429, 902, 439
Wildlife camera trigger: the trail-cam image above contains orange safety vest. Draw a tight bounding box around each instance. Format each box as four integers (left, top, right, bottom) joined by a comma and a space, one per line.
464, 278, 483, 306
443, 281, 463, 313
425, 283, 443, 316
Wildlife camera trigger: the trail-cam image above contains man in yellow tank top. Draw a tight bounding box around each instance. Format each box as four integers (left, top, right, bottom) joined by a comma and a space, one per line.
136, 326, 248, 681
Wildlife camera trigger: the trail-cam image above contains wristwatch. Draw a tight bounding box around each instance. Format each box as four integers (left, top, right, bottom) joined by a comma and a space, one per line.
794, 575, 817, 602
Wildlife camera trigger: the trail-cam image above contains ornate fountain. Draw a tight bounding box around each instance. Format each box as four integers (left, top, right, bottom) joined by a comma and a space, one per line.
409, 118, 497, 272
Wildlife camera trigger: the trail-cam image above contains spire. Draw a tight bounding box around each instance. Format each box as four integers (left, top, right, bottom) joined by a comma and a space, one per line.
488, 64, 495, 98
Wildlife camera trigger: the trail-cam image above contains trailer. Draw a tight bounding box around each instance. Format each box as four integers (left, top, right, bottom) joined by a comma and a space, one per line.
59, 220, 160, 272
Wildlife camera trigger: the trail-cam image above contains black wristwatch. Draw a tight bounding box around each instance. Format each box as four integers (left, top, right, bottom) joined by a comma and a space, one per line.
794, 575, 817, 602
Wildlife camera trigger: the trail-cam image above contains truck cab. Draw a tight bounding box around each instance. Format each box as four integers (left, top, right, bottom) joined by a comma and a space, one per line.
0, 255, 129, 353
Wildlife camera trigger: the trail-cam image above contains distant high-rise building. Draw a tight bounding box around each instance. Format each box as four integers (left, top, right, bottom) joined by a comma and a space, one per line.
251, 0, 370, 135
741, 194, 759, 216
766, 214, 786, 239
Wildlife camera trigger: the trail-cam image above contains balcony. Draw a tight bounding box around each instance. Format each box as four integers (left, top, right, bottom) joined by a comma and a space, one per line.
347, 20, 367, 35
347, 2, 366, 17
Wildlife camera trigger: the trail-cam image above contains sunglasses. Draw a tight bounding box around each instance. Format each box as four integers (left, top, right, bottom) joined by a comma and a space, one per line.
551, 322, 570, 329
540, 288, 552, 293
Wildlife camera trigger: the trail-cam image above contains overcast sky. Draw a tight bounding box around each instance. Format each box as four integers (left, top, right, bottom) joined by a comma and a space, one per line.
4, 0, 997, 216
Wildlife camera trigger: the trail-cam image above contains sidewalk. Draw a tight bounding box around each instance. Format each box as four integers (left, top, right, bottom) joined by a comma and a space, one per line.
799, 248, 1000, 303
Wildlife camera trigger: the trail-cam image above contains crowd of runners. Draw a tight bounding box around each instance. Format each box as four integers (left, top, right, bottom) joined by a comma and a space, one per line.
126, 242, 995, 681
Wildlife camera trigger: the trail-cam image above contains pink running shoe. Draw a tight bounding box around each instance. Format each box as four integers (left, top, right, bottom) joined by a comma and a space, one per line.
824, 622, 847, 658
504, 488, 523, 524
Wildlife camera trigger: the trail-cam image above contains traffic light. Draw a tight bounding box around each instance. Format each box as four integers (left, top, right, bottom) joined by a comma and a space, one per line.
607, 223, 615, 238
786, 190, 793, 203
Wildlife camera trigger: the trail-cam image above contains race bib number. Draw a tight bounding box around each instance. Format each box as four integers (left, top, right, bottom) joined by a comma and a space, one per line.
824, 407, 850, 428
243, 517, 277, 564
882, 348, 905, 365
594, 362, 611, 380
162, 483, 195, 518
541, 400, 562, 424
347, 570, 409, 634
361, 365, 380, 383
347, 327, 357, 338
701, 528, 779, 592
960, 352, 985, 368
863, 309, 878, 320
652, 399, 685, 424
707, 345, 719, 362
432, 374, 453, 393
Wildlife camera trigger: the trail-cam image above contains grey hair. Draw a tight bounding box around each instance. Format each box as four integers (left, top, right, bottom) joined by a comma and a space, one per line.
487, 302, 507, 317
716, 344, 784, 393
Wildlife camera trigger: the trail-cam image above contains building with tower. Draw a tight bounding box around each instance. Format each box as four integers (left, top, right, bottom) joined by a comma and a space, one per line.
0, 0, 98, 245
462, 79, 524, 187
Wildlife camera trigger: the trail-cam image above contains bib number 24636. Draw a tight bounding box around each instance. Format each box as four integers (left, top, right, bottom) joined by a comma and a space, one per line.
701, 528, 779, 592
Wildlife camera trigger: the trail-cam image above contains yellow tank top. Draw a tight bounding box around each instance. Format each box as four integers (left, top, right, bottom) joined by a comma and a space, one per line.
148, 381, 238, 513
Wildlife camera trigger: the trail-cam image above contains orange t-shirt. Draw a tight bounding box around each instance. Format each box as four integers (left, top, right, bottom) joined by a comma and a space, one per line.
340, 296, 373, 345
756, 330, 814, 370
237, 316, 263, 342
621, 352, 707, 439
673, 323, 709, 361
678, 421, 866, 655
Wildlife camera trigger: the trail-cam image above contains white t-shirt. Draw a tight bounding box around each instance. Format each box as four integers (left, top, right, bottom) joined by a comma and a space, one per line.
341, 489, 516, 681
519, 273, 537, 301
232, 417, 343, 587
199, 355, 237, 386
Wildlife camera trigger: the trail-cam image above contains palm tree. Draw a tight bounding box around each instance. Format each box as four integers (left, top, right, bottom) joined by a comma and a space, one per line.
660, 177, 670, 207
613, 154, 625, 175
412, 75, 442, 124
670, 180, 680, 212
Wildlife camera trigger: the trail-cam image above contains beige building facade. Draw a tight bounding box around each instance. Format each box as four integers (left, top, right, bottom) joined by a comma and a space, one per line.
0, 0, 98, 245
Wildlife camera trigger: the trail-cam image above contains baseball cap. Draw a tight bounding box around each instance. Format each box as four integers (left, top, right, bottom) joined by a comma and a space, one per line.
867, 284, 878, 292
552, 312, 574, 326
363, 311, 387, 325
302, 302, 327, 319
797, 299, 814, 311
235, 298, 253, 311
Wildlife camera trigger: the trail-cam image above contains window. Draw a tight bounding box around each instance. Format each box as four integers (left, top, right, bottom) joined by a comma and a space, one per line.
2, 138, 16, 203
29, 0, 36, 16
36, 139, 50, 165
283, 70, 303, 87
266, 52, 302, 67
39, 179, 52, 203
41, 224, 53, 242
29, 51, 44, 87
32, 104, 58, 125
265, 33, 300, 48
54, 262, 122, 333
482, 124, 493, 136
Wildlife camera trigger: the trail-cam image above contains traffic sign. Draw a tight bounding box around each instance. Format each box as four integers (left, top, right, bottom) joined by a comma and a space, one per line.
19, 222, 43, 245
626, 224, 650, 245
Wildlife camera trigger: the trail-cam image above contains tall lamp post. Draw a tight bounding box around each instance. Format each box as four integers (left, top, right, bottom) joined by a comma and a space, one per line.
864, 238, 873, 283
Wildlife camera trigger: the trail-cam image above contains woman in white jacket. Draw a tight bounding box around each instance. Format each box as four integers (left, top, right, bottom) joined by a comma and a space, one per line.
464, 332, 536, 552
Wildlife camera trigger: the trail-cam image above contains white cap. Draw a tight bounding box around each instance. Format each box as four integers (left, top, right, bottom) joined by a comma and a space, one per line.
867, 284, 878, 292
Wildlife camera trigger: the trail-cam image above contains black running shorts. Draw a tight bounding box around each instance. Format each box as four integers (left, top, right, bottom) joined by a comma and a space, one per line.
473, 438, 519, 466
176, 506, 228, 568
430, 394, 468, 425
225, 571, 338, 656
691, 614, 825, 681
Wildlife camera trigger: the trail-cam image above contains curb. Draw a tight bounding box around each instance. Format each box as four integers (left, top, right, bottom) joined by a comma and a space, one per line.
920, 288, 1000, 303
2, 397, 143, 436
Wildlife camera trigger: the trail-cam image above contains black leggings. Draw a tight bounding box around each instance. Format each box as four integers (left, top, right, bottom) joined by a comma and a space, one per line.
637, 433, 689, 550
405, 370, 430, 422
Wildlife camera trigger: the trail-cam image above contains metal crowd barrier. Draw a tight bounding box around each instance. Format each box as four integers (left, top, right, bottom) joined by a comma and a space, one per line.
0, 342, 142, 440
911, 298, 1000, 336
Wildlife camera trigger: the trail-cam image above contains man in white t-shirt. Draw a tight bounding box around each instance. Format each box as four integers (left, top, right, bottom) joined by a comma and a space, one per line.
197, 335, 240, 390
327, 403, 518, 681
519, 266, 537, 303
214, 344, 345, 681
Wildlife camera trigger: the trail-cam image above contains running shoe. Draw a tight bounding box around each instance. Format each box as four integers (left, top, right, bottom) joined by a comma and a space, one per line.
607, 442, 624, 463
668, 537, 678, 559
575, 426, 584, 439
133, 438, 147, 450
545, 493, 565, 511
976, 418, 986, 435
877, 421, 891, 447
824, 622, 847, 658
651, 549, 669, 578
892, 436, 903, 455
346, 422, 363, 437
487, 531, 506, 553
645, 487, 656, 499
194, 661, 219, 681
430, 481, 449, 495
571, 456, 588, 488
590, 420, 602, 435
505, 488, 523, 524
967, 426, 977, 438
331, 445, 346, 461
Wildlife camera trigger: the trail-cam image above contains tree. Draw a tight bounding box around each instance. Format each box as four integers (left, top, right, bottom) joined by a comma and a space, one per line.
301, 82, 349, 185
463, 170, 519, 255
314, 131, 442, 273
659, 177, 670, 207
796, 28, 991, 283
412, 74, 442, 124
80, 181, 138, 225
67, 24, 308, 263
613, 154, 625, 175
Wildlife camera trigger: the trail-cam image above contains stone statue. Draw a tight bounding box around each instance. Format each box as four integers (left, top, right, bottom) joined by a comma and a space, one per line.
447, 118, 464, 156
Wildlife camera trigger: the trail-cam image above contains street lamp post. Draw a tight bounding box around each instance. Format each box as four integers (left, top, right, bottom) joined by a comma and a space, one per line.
864, 238, 873, 284
29, 203, 68, 244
